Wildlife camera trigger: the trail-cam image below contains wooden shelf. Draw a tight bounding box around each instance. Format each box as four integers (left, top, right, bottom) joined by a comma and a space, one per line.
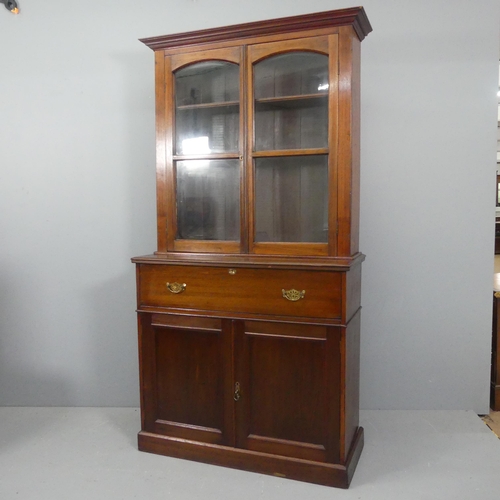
177, 100, 239, 110
252, 148, 328, 158
255, 93, 327, 109
173, 153, 241, 161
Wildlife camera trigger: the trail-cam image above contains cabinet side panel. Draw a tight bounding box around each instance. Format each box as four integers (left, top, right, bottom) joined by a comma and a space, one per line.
325, 326, 342, 463
345, 263, 362, 323
350, 34, 361, 255
343, 310, 360, 461
337, 27, 361, 257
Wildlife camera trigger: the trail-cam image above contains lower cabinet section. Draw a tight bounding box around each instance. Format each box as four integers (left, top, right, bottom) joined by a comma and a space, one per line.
137, 311, 363, 488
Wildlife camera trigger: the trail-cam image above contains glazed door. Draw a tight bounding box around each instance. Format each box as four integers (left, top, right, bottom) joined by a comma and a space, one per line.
246, 36, 339, 256
139, 313, 235, 446
163, 47, 244, 254
234, 320, 342, 463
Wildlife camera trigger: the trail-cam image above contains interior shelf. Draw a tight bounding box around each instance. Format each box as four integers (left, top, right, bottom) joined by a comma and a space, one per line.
255, 93, 327, 109
177, 100, 239, 110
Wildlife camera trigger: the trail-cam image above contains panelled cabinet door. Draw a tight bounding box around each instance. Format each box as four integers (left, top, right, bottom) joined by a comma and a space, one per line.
164, 48, 244, 254
246, 36, 339, 257
139, 313, 235, 446
233, 320, 342, 463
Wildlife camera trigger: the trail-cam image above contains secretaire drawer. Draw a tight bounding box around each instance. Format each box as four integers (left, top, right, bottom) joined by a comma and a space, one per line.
137, 264, 342, 319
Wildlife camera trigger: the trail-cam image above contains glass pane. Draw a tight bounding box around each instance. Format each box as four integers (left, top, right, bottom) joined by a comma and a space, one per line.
255, 156, 328, 243
254, 52, 328, 151
176, 159, 240, 241
175, 61, 239, 154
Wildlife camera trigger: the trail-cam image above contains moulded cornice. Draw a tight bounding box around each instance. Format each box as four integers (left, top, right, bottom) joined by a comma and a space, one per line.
140, 6, 372, 50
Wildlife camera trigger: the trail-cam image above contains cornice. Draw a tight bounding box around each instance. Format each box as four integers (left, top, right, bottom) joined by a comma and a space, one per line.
140, 7, 372, 50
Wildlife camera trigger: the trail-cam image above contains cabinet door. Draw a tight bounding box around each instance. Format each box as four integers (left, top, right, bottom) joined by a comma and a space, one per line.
247, 36, 338, 256
139, 313, 234, 446
164, 47, 244, 254
234, 320, 341, 463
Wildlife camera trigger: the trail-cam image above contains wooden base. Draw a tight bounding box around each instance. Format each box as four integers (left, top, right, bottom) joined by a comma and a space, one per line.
138, 427, 364, 489
491, 383, 500, 411
492, 284, 500, 411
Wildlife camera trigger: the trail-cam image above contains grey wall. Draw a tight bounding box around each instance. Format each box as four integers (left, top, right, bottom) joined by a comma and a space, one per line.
0, 0, 498, 410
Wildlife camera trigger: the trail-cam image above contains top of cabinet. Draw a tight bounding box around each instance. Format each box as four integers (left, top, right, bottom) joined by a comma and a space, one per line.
140, 7, 372, 51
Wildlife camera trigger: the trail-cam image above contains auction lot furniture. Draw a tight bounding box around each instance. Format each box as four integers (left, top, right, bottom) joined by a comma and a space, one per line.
132, 7, 372, 488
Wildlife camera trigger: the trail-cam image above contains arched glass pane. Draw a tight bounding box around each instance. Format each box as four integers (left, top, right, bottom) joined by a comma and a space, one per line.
175, 61, 239, 155
254, 52, 328, 151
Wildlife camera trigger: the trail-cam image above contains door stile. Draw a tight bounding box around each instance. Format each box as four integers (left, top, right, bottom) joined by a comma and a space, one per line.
163, 55, 176, 251
233, 320, 250, 448
239, 46, 249, 254
245, 47, 256, 254
222, 318, 237, 447
155, 52, 168, 253
138, 312, 158, 431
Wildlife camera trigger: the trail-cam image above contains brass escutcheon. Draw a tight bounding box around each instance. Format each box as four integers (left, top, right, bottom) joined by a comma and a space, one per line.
282, 288, 305, 302
166, 282, 186, 294
234, 382, 241, 401
228, 269, 236, 275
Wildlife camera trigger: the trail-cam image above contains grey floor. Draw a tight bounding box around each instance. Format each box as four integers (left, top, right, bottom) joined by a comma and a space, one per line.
0, 408, 499, 499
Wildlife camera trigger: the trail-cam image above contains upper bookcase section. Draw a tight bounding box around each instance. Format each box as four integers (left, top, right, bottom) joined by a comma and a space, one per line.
139, 7, 372, 51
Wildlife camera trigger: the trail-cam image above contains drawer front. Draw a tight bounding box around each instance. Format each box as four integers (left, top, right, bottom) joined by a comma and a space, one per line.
137, 265, 342, 319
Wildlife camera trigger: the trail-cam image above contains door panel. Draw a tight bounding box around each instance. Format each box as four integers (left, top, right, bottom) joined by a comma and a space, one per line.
235, 321, 341, 463
155, 326, 221, 428
139, 313, 234, 446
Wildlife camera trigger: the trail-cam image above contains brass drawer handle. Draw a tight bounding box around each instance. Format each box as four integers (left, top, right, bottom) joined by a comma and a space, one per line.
282, 289, 305, 301
166, 282, 186, 294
